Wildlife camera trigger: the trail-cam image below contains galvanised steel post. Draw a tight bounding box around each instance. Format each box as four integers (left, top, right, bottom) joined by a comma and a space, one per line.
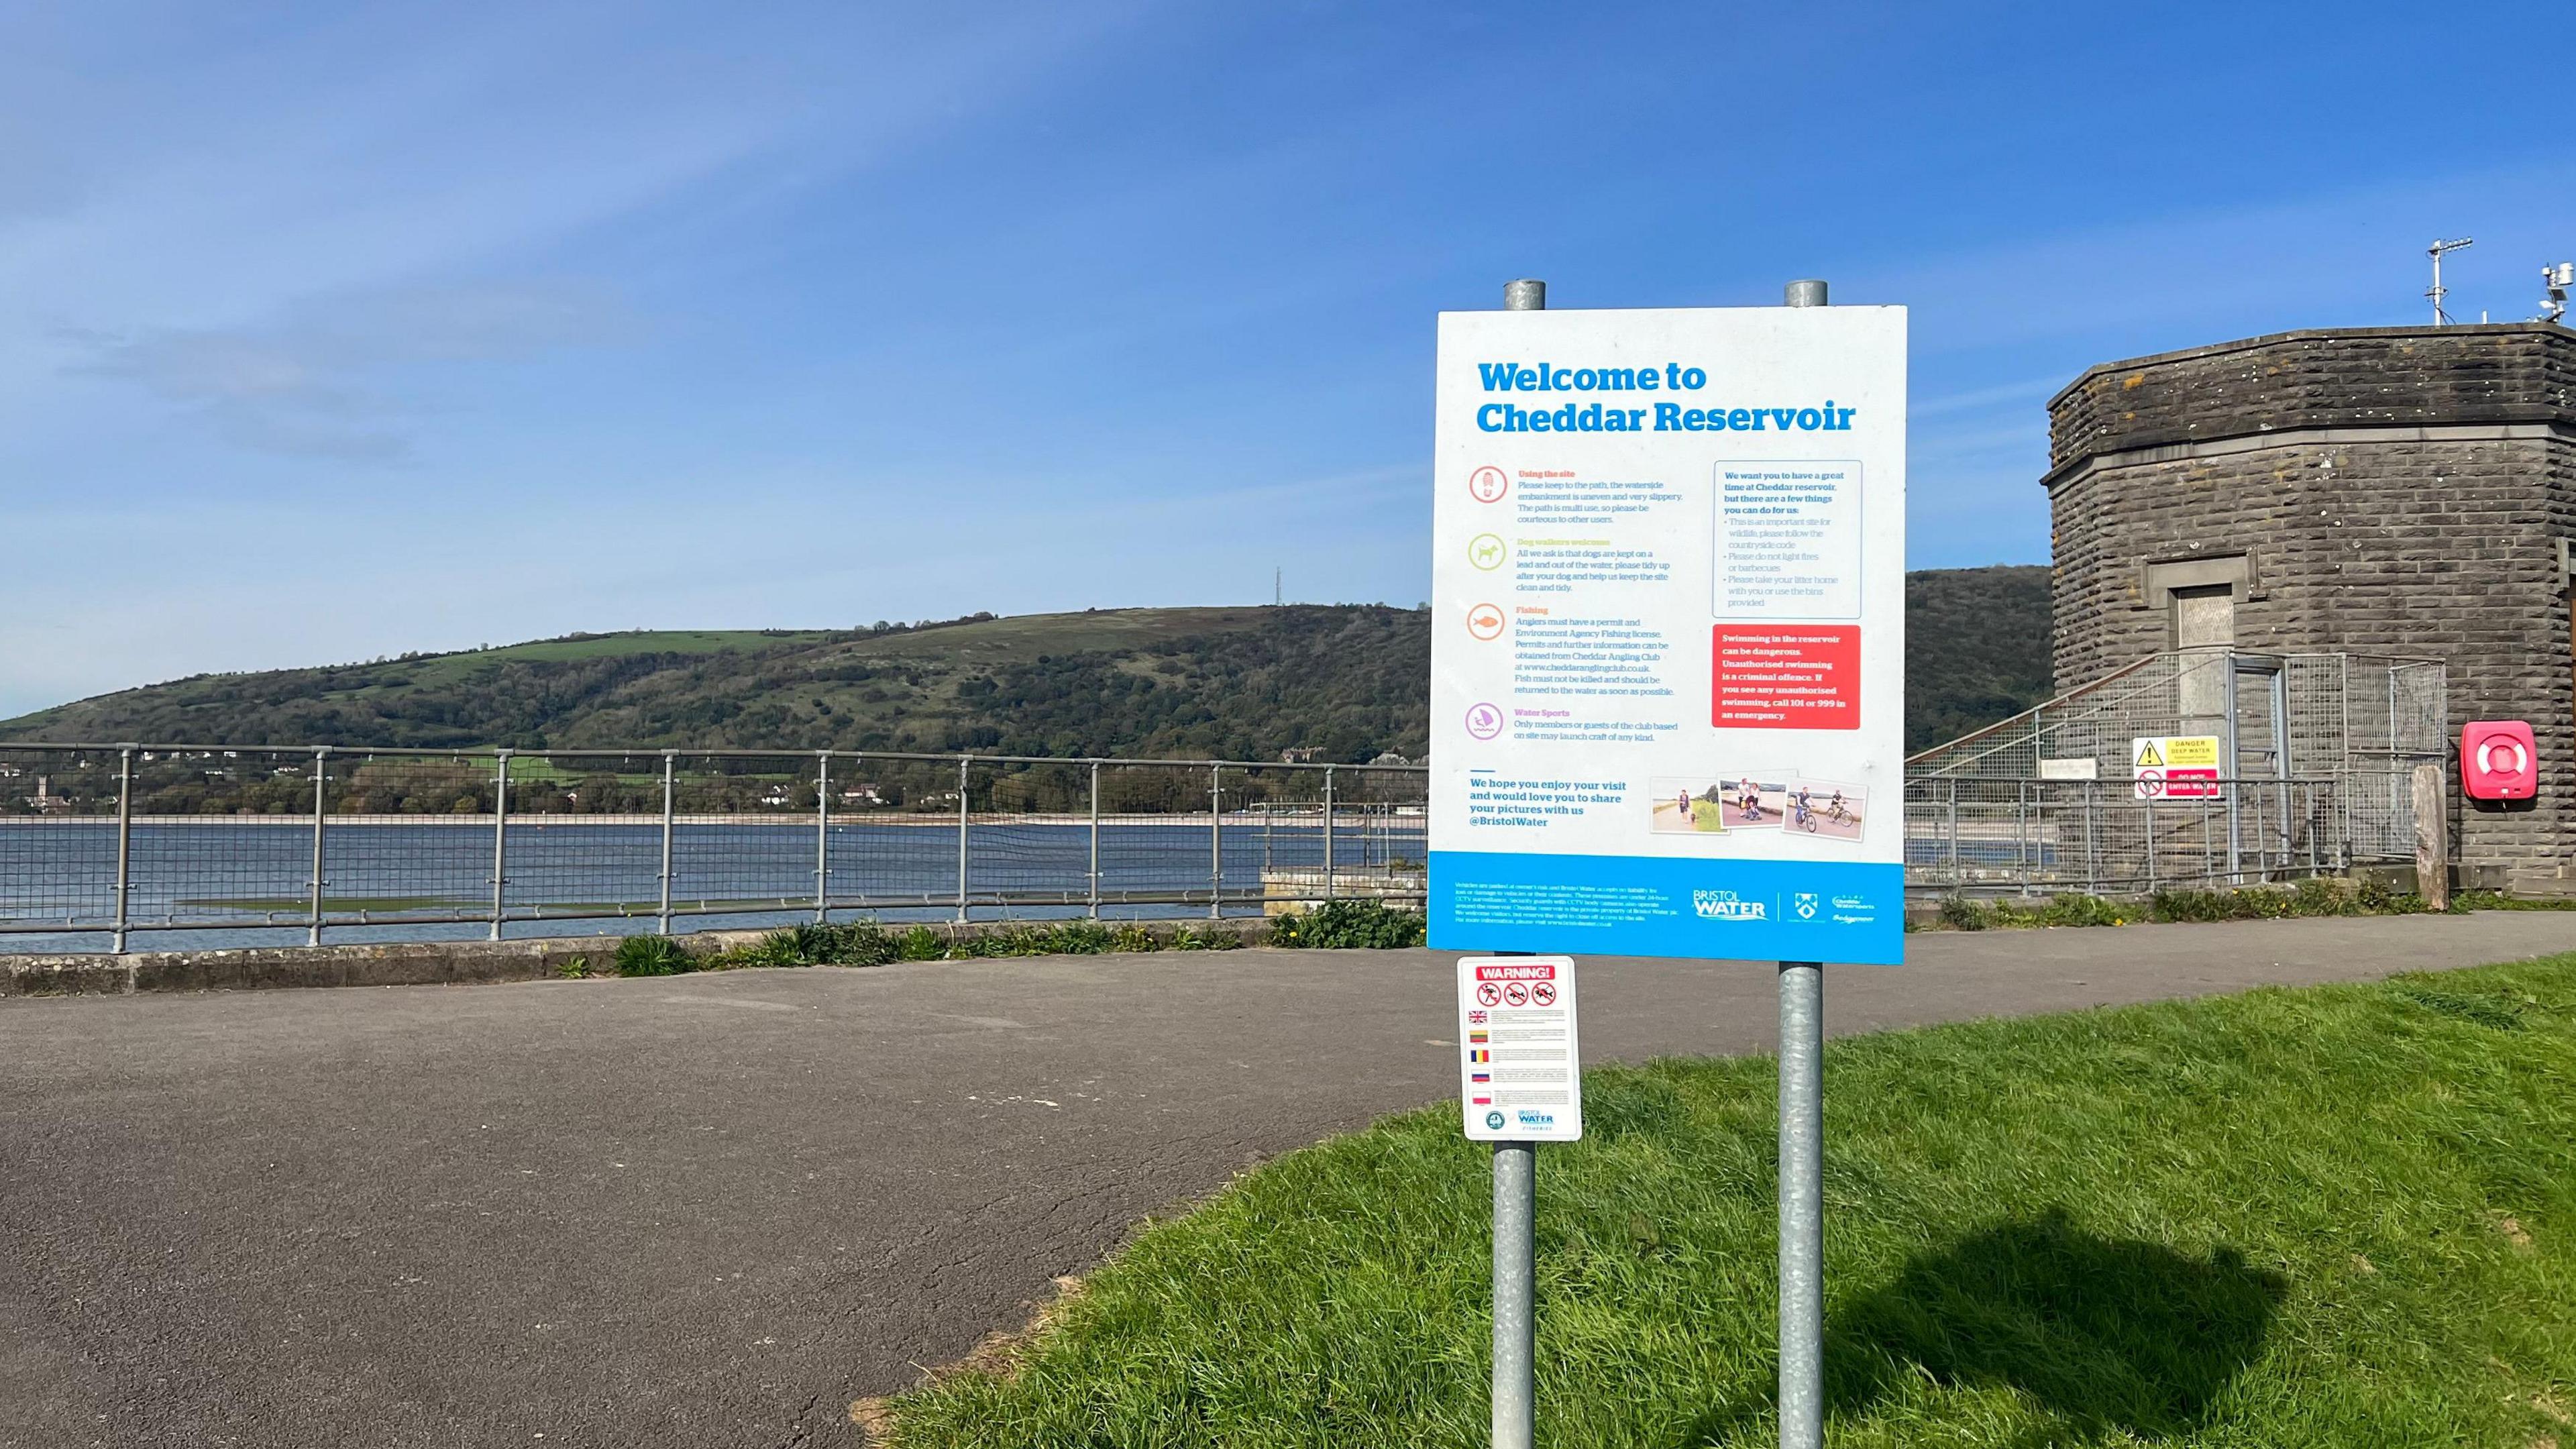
1776, 274, 1830, 1449
2084, 786, 2099, 896
112, 746, 133, 954
2145, 795, 2159, 894
1087, 761, 1102, 920
309, 747, 329, 947
955, 755, 971, 924
814, 751, 830, 924
1777, 959, 1825, 1446
1491, 1137, 1536, 1449
1322, 765, 1336, 902
1486, 272, 1546, 1449
1208, 762, 1224, 920
490, 750, 511, 943
658, 752, 676, 936
1947, 779, 1960, 882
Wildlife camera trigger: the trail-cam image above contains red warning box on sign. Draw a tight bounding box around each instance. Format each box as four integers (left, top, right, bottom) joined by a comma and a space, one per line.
1714, 625, 1860, 730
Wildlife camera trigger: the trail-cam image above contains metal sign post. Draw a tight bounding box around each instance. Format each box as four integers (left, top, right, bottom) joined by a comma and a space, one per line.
1489, 274, 1546, 1449
1776, 278, 1828, 1449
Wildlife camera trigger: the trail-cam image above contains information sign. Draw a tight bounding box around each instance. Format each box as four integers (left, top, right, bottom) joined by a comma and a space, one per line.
1457, 955, 1582, 1142
1428, 307, 1907, 964
2132, 735, 2221, 799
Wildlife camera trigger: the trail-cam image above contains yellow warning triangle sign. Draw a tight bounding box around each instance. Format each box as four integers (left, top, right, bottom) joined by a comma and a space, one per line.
2135, 741, 2165, 767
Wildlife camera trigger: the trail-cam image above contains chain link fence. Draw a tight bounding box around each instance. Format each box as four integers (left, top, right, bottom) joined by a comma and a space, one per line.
0, 745, 1426, 952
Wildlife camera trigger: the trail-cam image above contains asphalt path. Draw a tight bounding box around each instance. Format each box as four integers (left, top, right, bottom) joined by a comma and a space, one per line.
3, 912, 2571, 1448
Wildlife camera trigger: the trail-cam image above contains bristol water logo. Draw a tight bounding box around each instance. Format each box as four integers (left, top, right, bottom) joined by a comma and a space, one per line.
1693, 890, 1767, 922
1515, 1110, 1556, 1130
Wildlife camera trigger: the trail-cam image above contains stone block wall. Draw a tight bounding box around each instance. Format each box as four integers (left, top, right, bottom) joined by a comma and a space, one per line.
2044, 324, 2576, 893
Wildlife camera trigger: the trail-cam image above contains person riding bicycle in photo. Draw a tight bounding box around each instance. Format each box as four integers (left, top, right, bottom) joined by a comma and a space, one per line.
1791, 784, 1815, 830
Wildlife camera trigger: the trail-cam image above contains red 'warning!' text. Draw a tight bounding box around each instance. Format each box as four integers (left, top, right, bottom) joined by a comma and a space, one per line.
1713, 625, 1859, 730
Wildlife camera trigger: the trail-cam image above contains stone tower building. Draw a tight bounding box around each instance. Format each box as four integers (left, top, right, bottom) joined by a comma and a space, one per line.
2043, 323, 2576, 893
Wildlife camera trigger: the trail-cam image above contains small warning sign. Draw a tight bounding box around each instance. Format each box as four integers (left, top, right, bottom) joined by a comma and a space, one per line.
2133, 737, 2222, 799
1458, 956, 1583, 1143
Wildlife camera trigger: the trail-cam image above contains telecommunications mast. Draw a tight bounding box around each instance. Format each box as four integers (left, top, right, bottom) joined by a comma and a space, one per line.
2426, 237, 2474, 325
2541, 262, 2572, 325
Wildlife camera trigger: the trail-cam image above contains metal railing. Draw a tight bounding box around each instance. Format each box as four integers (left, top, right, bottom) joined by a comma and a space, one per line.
1904, 776, 2351, 896
0, 744, 1427, 951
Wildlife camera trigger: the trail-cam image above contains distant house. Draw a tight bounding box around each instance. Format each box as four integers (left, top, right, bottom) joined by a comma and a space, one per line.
840, 784, 885, 806
25, 775, 70, 814
1277, 747, 1322, 763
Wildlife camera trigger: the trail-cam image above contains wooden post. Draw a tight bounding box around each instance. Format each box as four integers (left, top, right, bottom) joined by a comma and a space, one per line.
2410, 761, 2449, 910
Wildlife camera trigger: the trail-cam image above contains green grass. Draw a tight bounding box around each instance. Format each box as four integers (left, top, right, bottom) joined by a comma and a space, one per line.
383, 629, 830, 688
886, 957, 2576, 1447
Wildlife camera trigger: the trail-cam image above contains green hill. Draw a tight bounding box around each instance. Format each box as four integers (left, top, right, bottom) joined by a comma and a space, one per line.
1, 570, 2051, 761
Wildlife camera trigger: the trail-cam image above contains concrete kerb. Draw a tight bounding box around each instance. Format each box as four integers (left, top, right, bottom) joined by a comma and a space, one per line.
0, 918, 1277, 998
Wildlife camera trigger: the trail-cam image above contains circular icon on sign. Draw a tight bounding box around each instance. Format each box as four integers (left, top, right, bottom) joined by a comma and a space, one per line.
1463, 702, 1504, 740
1485, 1110, 1506, 1130
1477, 982, 1503, 1006
1503, 981, 1529, 1007
1467, 466, 1509, 504
1467, 533, 1506, 571
1530, 981, 1556, 1007
1466, 603, 1505, 640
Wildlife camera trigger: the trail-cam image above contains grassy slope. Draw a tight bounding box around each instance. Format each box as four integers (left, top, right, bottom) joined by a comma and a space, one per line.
3, 569, 2055, 759
889, 957, 2575, 1448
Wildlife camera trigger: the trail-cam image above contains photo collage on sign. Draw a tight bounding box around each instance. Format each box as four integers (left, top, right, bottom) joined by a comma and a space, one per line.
1648, 774, 1866, 842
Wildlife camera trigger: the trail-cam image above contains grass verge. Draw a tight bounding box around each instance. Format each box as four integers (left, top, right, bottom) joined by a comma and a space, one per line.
1919, 878, 2576, 932
603, 900, 1424, 975
884, 956, 2576, 1447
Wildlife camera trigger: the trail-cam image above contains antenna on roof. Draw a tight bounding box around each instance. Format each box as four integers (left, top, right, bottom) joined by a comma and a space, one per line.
2542, 262, 2573, 325
2426, 237, 2474, 325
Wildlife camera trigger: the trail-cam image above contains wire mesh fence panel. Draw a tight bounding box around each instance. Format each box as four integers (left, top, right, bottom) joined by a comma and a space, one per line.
825, 754, 968, 910
322, 751, 503, 924
965, 760, 1094, 910
496, 751, 670, 924
0, 745, 125, 932
1905, 778, 2341, 895
1328, 767, 1430, 891
1908, 650, 2443, 890
666, 754, 826, 916
119, 749, 326, 933
1095, 761, 1218, 912
1227, 765, 1330, 912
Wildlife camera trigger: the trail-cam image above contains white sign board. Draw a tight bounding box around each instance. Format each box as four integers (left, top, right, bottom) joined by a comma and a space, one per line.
1458, 955, 1582, 1142
1428, 306, 1907, 964
2038, 757, 2099, 782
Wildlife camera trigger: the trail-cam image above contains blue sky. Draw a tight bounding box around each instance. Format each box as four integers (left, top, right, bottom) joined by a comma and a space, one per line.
3, 1, 2571, 718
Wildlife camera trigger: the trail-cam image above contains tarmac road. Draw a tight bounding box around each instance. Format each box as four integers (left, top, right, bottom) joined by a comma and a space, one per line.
3, 911, 2571, 1448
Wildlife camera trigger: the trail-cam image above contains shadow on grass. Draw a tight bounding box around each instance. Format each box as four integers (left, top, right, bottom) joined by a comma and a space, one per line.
1690, 1208, 2287, 1444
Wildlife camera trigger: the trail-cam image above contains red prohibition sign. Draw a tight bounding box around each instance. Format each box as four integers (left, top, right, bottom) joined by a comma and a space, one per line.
1531, 982, 1557, 1007
1476, 982, 1503, 1007
1503, 982, 1529, 1007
